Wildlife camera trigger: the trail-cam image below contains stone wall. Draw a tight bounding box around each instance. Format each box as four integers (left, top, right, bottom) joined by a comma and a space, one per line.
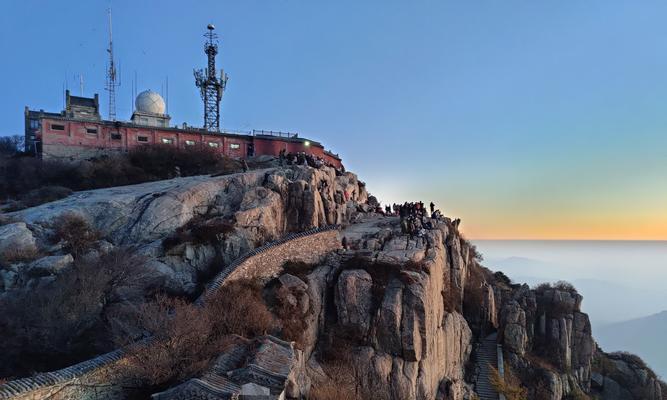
224, 229, 340, 284
0, 348, 126, 400
198, 226, 340, 303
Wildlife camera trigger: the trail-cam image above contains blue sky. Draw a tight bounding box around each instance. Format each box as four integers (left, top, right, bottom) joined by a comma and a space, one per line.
2, 1, 667, 239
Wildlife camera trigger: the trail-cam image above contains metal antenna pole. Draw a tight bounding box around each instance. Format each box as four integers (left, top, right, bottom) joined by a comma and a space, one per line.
105, 8, 120, 120
194, 24, 228, 132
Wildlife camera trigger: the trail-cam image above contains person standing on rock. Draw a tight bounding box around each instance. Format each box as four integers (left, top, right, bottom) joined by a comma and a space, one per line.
430, 201, 435, 215
242, 159, 249, 172
279, 149, 286, 166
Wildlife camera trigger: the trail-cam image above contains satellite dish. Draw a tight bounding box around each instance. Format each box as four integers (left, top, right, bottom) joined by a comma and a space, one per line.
207, 24, 215, 30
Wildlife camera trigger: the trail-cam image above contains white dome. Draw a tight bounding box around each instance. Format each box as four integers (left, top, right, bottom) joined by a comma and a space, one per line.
135, 90, 166, 115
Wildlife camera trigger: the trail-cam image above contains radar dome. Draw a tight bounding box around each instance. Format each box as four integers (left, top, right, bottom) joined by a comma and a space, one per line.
135, 90, 166, 115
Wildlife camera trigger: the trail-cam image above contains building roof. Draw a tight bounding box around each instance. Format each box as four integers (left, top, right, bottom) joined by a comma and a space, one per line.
69, 95, 97, 108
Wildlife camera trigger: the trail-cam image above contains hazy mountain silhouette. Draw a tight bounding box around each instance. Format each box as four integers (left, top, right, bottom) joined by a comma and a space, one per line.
596, 311, 667, 380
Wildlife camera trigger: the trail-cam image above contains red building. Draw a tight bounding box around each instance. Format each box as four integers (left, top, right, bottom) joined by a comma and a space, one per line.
24, 90, 342, 168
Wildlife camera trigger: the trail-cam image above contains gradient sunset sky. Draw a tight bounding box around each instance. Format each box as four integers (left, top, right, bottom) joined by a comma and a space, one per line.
1, 1, 666, 240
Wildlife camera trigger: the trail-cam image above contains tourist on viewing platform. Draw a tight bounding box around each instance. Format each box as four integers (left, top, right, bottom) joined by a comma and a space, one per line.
396, 201, 440, 235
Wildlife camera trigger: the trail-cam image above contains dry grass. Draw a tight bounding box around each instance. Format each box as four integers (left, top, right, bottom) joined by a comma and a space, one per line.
112, 279, 277, 390
489, 363, 528, 400
0, 247, 40, 264
525, 352, 558, 372
569, 386, 591, 400
273, 283, 309, 347
310, 351, 359, 400
204, 280, 276, 338
51, 212, 99, 256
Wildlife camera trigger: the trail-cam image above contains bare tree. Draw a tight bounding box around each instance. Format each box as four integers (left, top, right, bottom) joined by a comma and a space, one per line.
0, 247, 152, 377
0, 135, 24, 155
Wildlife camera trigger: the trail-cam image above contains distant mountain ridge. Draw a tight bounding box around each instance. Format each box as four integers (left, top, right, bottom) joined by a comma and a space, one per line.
597, 311, 667, 379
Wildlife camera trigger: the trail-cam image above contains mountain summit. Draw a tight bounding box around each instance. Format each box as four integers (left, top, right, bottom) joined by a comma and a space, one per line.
0, 162, 662, 400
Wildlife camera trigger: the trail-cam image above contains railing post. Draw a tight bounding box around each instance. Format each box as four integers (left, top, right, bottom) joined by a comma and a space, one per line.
497, 343, 506, 400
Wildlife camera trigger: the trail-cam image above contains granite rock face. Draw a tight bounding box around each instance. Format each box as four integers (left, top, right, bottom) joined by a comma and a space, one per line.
1, 165, 662, 400
4, 165, 367, 296
280, 216, 475, 400
590, 351, 664, 400
0, 222, 36, 255
493, 273, 661, 400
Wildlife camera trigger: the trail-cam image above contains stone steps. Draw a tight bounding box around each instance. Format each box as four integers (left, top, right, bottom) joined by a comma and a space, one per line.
475, 332, 500, 400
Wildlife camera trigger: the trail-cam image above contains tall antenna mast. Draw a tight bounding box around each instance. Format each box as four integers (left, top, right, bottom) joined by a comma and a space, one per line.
105, 8, 120, 120
194, 24, 228, 132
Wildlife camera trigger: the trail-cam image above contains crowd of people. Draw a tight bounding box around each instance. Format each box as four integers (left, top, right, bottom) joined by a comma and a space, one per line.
396, 201, 433, 236
372, 201, 446, 236
278, 149, 345, 174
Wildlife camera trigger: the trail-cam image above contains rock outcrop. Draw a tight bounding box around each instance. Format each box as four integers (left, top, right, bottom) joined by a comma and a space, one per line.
2, 166, 367, 296
271, 215, 476, 400
0, 222, 36, 255
1, 163, 662, 400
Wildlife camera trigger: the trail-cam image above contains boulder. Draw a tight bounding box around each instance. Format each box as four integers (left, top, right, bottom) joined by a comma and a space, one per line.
0, 222, 36, 255
335, 269, 373, 337
26, 254, 74, 276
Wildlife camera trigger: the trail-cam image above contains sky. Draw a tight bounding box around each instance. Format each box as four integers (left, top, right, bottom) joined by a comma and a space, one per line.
1, 1, 666, 240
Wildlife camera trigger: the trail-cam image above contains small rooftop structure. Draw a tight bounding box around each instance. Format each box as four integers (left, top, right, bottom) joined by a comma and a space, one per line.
64, 90, 100, 120
131, 90, 171, 127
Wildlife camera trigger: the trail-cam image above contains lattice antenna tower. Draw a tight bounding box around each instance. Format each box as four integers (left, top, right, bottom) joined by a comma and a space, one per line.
105, 8, 121, 120
194, 24, 228, 132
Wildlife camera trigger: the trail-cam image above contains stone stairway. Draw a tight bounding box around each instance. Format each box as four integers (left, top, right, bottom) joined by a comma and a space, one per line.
475, 332, 500, 400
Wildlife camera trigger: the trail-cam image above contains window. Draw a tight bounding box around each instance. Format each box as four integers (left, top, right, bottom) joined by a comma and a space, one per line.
208, 142, 219, 148
161, 138, 174, 145
86, 128, 98, 134
229, 143, 240, 149
30, 119, 39, 130
51, 124, 65, 131
185, 140, 196, 146
111, 133, 122, 140
137, 136, 148, 142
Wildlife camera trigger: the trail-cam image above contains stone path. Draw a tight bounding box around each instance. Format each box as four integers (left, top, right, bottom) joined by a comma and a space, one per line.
475, 332, 500, 400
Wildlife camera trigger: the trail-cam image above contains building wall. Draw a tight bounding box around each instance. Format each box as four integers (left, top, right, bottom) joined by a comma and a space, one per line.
37, 117, 341, 167
253, 137, 342, 168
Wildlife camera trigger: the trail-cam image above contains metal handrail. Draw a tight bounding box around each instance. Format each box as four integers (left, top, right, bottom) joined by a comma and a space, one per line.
252, 129, 298, 138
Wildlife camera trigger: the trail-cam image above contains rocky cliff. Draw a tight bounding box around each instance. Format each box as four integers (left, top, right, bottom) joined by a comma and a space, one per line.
1, 166, 367, 296
0, 163, 662, 400
277, 215, 476, 400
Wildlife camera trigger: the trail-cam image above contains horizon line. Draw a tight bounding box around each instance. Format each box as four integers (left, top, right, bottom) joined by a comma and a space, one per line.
470, 238, 667, 242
